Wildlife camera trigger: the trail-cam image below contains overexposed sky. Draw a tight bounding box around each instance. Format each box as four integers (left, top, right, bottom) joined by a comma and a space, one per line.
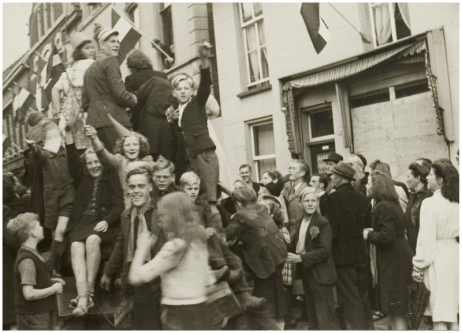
3, 3, 32, 71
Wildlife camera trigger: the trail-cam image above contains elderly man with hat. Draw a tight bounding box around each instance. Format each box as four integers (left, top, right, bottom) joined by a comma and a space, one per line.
323, 152, 343, 194
82, 24, 137, 153
324, 162, 374, 330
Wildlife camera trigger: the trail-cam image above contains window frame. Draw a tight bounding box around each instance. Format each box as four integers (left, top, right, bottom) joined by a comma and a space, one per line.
249, 118, 277, 181
306, 108, 335, 143
368, 2, 398, 48
161, 4, 174, 54
239, 3, 269, 89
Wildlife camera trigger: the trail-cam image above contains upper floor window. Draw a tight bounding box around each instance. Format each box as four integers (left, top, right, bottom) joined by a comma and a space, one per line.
160, 4, 175, 68
126, 4, 140, 27
240, 3, 269, 89
369, 3, 411, 47
88, 3, 102, 15
37, 7, 44, 39
250, 120, 276, 180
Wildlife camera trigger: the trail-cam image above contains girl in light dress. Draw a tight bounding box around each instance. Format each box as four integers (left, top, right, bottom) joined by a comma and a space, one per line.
52, 32, 95, 151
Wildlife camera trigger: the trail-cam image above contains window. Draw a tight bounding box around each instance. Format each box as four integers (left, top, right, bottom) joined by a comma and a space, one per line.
52, 3, 63, 21
250, 121, 276, 180
308, 109, 334, 140
369, 3, 411, 47
161, 5, 174, 54
43, 3, 51, 32
88, 3, 102, 15
126, 4, 140, 27
240, 3, 269, 89
395, 80, 430, 99
350, 89, 390, 108
37, 6, 44, 39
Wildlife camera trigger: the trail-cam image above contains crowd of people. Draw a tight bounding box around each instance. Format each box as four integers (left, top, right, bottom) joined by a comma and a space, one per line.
3, 24, 459, 331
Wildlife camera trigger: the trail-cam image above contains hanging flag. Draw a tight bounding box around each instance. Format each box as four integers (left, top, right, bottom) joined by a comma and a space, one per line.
111, 8, 142, 64
12, 86, 35, 122
300, 3, 331, 54
43, 45, 65, 105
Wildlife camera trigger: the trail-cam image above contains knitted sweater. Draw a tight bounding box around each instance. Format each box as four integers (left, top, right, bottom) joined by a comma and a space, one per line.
136, 238, 215, 305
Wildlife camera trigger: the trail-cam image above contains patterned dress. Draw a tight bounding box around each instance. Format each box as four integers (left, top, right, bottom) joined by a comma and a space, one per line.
55, 59, 94, 150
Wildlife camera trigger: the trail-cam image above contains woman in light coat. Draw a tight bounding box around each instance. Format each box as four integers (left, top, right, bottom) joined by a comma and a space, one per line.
412, 159, 459, 330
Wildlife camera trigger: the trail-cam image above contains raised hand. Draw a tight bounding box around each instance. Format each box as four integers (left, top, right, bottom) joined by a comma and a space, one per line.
84, 125, 98, 140
198, 38, 212, 59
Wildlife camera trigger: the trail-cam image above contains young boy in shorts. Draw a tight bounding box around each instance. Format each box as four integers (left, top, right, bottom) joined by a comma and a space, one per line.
170, 39, 220, 213
26, 127, 76, 277
7, 213, 65, 330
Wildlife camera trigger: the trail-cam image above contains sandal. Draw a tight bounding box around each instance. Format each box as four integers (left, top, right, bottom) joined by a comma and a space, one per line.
72, 294, 93, 317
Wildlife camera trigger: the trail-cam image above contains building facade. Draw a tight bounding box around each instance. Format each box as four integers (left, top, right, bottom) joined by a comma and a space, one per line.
211, 3, 458, 181
3, 3, 459, 185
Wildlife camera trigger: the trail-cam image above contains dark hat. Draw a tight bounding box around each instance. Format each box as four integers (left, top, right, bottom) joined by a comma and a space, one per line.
323, 152, 343, 164
356, 154, 367, 167
331, 161, 356, 181
260, 182, 282, 197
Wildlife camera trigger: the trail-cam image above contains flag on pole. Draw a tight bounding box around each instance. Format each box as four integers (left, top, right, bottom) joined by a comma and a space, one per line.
300, 3, 331, 54
12, 86, 35, 122
43, 44, 65, 105
111, 9, 142, 64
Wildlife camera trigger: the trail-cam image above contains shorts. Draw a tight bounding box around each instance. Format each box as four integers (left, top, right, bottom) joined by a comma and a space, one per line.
16, 310, 57, 330
44, 185, 76, 229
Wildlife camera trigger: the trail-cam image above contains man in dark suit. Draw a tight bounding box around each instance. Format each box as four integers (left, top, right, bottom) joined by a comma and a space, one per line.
325, 162, 373, 330
287, 188, 339, 330
101, 168, 166, 330
238, 164, 260, 194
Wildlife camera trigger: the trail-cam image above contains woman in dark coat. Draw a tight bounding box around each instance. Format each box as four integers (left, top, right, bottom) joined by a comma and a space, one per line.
364, 170, 413, 330
136, 76, 178, 161
226, 186, 287, 329
124, 49, 168, 131
63, 129, 124, 317
82, 25, 137, 153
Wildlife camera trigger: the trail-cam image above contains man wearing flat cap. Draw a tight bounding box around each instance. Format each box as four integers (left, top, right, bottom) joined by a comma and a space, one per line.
325, 162, 373, 330
323, 152, 343, 194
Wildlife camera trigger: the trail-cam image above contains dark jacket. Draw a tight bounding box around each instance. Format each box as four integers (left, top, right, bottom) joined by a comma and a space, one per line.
404, 186, 433, 253
289, 213, 337, 285
103, 200, 167, 291
65, 144, 124, 233
325, 182, 372, 266
124, 68, 168, 93
170, 67, 215, 158
136, 76, 178, 159
225, 203, 287, 279
125, 68, 168, 131
82, 55, 136, 129
367, 200, 413, 312
283, 181, 309, 228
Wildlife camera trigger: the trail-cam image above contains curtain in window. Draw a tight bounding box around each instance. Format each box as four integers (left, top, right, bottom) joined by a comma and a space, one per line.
246, 25, 260, 82
373, 3, 392, 46
397, 3, 411, 30
258, 21, 269, 78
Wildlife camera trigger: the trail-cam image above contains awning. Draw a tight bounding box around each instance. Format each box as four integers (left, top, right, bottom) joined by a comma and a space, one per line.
280, 38, 449, 157
283, 40, 426, 91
